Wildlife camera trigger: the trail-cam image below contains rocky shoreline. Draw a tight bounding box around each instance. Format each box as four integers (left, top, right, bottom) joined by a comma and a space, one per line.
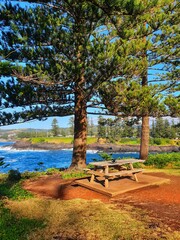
11, 140, 180, 153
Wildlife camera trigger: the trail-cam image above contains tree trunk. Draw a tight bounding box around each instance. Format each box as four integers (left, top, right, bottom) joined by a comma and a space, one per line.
70, 44, 87, 169
140, 115, 149, 160
140, 32, 149, 160
70, 89, 87, 169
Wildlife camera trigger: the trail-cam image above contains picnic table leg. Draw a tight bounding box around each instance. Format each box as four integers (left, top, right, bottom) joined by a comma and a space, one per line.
90, 166, 97, 183
90, 174, 95, 183
105, 177, 109, 188
104, 166, 109, 188
129, 163, 138, 182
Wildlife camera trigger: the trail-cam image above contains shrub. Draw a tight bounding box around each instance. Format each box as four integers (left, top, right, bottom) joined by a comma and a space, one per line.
145, 152, 180, 169
7, 170, 21, 181
153, 138, 162, 145
99, 152, 113, 161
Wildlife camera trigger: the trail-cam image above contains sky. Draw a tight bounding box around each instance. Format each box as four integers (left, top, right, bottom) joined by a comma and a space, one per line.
0, 115, 100, 130
0, 116, 70, 130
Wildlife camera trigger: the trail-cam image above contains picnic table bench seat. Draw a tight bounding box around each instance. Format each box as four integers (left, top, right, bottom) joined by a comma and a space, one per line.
86, 168, 143, 187
85, 159, 145, 188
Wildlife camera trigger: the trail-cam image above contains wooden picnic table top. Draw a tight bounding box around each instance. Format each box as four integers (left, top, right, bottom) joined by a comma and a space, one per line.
89, 159, 145, 167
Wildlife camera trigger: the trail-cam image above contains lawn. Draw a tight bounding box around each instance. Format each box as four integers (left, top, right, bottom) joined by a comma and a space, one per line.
0, 168, 180, 240
30, 136, 97, 144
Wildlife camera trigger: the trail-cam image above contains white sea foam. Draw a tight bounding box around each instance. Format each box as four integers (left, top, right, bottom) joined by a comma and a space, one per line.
0, 146, 49, 152
0, 146, 13, 151
87, 150, 98, 154
61, 149, 98, 153
61, 148, 73, 151
5, 159, 18, 163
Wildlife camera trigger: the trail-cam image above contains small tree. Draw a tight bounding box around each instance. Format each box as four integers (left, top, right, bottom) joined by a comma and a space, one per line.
51, 118, 60, 137
87, 117, 95, 137
97, 116, 106, 139
68, 117, 74, 136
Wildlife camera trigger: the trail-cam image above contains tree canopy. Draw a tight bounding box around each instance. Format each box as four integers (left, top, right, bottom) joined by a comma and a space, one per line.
0, 0, 179, 165
0, 0, 125, 167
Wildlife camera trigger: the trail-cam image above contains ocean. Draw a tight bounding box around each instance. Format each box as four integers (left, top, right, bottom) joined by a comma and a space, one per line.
0, 142, 139, 173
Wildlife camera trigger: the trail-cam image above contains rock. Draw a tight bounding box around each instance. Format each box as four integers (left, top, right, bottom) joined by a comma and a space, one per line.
12, 140, 180, 153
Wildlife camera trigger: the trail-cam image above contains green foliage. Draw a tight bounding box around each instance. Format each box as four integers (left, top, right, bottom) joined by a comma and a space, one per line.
165, 95, 180, 117
0, 159, 10, 169
0, 181, 33, 200
0, 202, 44, 240
36, 138, 46, 143
145, 153, 180, 169
21, 171, 46, 179
150, 118, 177, 139
51, 118, 60, 137
7, 170, 21, 181
149, 138, 174, 146
61, 171, 88, 179
45, 168, 61, 175
0, 0, 117, 126
119, 138, 140, 144
99, 152, 113, 161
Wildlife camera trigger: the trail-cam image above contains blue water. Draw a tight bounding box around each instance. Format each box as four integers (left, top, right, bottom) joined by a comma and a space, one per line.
0, 142, 139, 173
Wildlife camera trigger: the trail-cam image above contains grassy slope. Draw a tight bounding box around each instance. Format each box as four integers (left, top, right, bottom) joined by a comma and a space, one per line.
0, 170, 180, 240
5, 198, 180, 240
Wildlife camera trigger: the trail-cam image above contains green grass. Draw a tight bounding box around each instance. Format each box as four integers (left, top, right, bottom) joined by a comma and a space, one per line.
118, 138, 140, 145
30, 137, 73, 144
30, 136, 97, 144
4, 198, 180, 240
0, 176, 44, 240
0, 203, 45, 240
0, 176, 33, 201
0, 168, 179, 240
61, 171, 88, 179
144, 168, 180, 176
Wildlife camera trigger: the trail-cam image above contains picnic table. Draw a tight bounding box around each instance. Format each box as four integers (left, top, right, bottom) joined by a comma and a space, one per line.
87, 159, 145, 188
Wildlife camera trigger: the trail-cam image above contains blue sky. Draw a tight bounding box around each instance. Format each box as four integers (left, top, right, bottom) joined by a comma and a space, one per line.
0, 115, 99, 130
0, 116, 71, 130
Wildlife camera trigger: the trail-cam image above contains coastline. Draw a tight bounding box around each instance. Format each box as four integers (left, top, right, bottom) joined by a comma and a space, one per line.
10, 140, 180, 153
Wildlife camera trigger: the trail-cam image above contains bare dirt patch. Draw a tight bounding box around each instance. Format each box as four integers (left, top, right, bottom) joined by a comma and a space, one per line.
23, 172, 180, 231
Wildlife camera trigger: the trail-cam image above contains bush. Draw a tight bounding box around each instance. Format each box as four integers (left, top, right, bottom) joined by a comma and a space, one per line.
153, 138, 162, 145
7, 170, 21, 181
99, 152, 113, 161
150, 138, 176, 146
145, 152, 180, 169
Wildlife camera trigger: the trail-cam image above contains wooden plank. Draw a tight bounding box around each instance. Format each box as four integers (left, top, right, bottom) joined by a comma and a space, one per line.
104, 169, 143, 177
89, 159, 145, 167
86, 170, 105, 177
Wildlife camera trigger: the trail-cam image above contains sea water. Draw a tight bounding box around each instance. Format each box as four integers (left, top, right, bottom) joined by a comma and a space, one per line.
0, 142, 139, 173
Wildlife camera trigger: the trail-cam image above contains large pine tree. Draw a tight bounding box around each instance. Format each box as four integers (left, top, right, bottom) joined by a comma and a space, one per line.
0, 0, 125, 168
97, 0, 179, 159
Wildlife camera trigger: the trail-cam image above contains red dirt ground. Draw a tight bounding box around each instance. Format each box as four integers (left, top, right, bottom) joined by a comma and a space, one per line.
23, 172, 180, 231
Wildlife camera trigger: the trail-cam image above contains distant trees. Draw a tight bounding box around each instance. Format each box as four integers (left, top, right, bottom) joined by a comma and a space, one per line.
97, 116, 179, 142
51, 118, 60, 137
97, 116, 139, 142
88, 118, 95, 137
68, 117, 74, 136
150, 118, 177, 139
